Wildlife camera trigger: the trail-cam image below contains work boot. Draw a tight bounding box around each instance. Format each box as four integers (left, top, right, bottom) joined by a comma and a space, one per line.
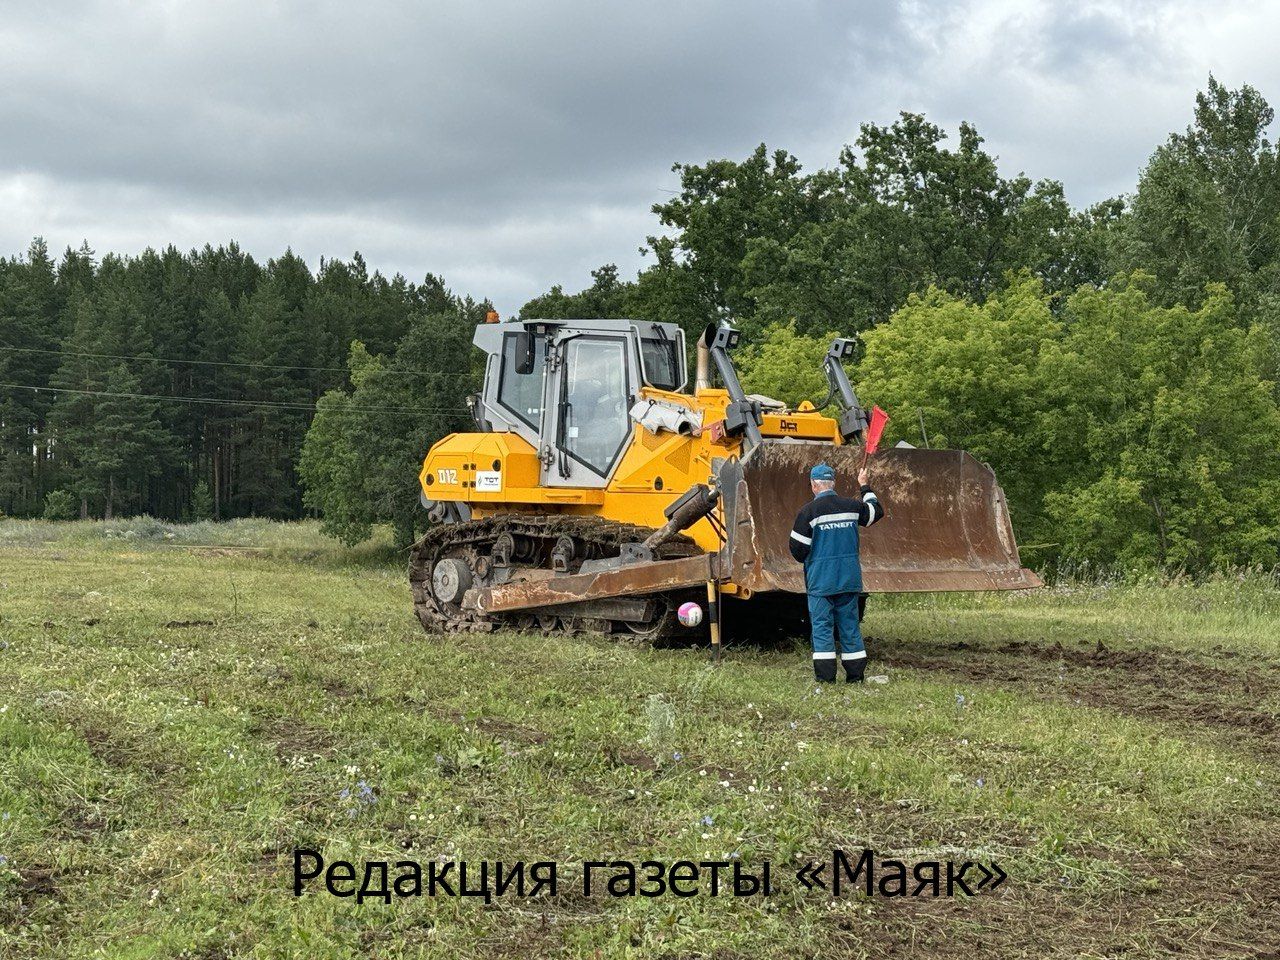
813, 654, 837, 684
844, 657, 867, 683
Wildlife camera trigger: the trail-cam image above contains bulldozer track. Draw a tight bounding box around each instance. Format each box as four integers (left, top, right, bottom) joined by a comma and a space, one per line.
408, 514, 702, 640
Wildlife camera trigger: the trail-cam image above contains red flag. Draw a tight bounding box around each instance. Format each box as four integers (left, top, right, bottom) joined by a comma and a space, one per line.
864, 405, 890, 455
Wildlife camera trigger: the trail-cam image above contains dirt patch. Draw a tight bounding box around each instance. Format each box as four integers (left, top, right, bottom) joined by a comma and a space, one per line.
252, 716, 339, 761
469, 714, 549, 745
76, 722, 182, 780
17, 864, 59, 899
318, 676, 362, 700
598, 743, 659, 771
64, 807, 111, 842
824, 811, 1280, 959
406, 700, 552, 747
874, 636, 1280, 757
0, 863, 63, 927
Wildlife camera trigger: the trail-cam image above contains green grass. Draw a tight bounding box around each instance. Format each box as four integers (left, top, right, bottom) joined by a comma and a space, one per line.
1, 522, 1277, 958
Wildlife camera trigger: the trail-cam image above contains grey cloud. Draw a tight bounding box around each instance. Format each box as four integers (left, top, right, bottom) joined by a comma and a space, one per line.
2, 0, 1278, 311
2, 1, 907, 212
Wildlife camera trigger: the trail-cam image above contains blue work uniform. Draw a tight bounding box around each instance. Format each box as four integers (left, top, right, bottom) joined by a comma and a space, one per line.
788, 484, 884, 682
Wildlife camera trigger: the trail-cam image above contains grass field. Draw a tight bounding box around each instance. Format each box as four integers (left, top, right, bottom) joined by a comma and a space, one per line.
1, 519, 1277, 959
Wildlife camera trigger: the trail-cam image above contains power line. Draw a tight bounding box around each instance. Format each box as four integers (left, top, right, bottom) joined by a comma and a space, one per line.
0, 342, 453, 378
0, 382, 470, 416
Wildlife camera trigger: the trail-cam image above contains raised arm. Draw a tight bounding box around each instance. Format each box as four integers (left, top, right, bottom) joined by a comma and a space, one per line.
857, 467, 883, 527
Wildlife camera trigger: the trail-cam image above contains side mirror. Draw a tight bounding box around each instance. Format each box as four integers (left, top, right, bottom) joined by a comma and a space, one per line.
513, 332, 536, 375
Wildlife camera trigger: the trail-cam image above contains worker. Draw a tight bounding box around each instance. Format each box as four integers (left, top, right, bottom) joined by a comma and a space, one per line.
788, 463, 884, 683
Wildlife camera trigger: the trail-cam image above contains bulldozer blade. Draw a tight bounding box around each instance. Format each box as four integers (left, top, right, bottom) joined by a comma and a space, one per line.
473, 553, 715, 614
719, 442, 1041, 594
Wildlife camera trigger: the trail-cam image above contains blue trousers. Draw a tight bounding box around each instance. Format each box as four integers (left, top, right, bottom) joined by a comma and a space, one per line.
808, 592, 866, 681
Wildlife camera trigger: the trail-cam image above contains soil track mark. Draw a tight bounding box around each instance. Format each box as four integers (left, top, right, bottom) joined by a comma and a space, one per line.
842, 811, 1280, 958
874, 636, 1280, 758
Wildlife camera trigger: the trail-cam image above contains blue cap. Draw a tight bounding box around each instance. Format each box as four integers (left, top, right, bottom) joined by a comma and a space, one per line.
810, 464, 835, 482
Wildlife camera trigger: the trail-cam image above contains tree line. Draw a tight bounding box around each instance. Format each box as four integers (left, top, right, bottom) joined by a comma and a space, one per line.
0, 244, 481, 523
3, 77, 1278, 570
513, 77, 1280, 573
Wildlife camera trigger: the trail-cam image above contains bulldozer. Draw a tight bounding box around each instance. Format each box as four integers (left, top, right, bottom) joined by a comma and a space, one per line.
409, 316, 1040, 644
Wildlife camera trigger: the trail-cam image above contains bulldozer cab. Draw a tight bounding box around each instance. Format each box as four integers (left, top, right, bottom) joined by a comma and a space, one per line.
473, 319, 687, 488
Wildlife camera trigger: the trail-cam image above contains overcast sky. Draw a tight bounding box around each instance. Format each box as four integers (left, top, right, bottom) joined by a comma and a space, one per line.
2, 0, 1277, 314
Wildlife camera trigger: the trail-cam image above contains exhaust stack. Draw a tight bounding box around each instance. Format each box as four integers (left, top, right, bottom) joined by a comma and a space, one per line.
695, 334, 712, 392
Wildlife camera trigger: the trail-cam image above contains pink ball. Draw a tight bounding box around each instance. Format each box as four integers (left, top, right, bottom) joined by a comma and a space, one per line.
677, 601, 703, 627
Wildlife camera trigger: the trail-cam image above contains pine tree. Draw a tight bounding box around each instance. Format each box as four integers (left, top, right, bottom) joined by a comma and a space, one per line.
0, 239, 60, 515
83, 363, 176, 518
232, 255, 313, 517
46, 291, 103, 517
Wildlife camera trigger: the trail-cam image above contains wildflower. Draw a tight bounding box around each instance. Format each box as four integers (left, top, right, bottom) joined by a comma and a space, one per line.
672, 751, 683, 762
975, 777, 985, 788
701, 815, 714, 827
338, 788, 351, 800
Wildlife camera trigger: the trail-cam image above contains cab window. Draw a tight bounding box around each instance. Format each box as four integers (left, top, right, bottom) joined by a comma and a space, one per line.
561, 337, 630, 475
640, 335, 681, 391
497, 333, 547, 428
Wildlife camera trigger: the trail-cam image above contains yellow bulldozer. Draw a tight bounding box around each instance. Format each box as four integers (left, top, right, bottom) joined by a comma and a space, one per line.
410, 316, 1039, 643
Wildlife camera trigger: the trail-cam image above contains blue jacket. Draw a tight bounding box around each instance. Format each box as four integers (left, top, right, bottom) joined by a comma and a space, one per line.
788, 486, 884, 596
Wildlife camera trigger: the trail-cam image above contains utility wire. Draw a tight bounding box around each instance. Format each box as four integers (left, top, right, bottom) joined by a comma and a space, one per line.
0, 382, 470, 416
0, 342, 453, 378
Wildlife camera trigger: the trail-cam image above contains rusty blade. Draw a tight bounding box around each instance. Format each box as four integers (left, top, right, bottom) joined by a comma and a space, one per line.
474, 553, 714, 613
724, 442, 1041, 594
